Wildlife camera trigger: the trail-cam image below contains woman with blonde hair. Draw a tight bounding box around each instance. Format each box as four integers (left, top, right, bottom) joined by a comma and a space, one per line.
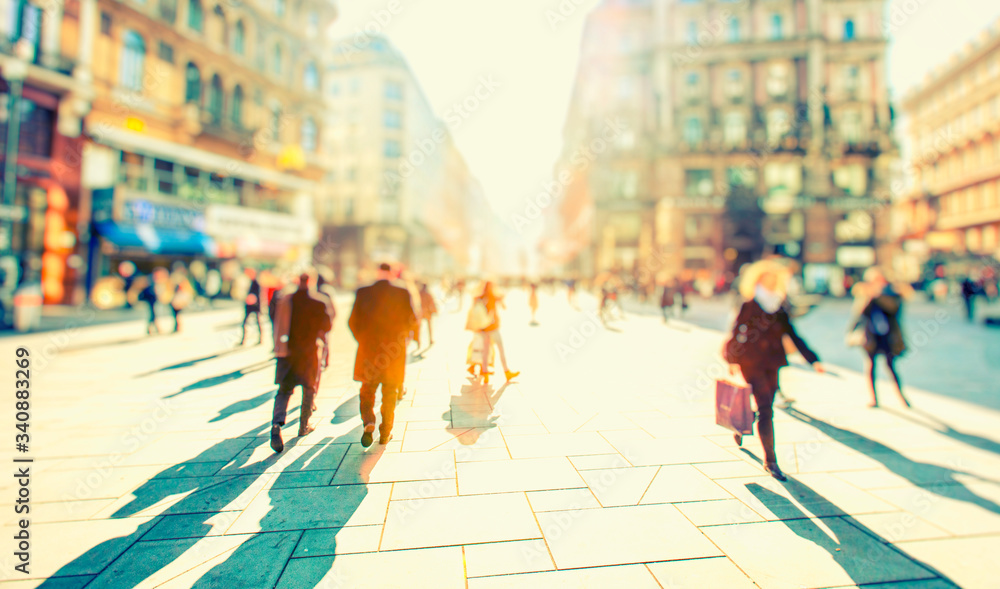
849, 267, 912, 408
724, 260, 824, 481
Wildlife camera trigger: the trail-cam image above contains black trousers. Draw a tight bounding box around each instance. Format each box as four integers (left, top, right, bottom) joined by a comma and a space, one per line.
272, 380, 317, 426
747, 368, 780, 464
360, 379, 399, 437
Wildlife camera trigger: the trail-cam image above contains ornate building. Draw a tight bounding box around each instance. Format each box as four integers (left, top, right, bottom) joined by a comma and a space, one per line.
544, 0, 897, 291
3, 0, 339, 304
895, 19, 1000, 280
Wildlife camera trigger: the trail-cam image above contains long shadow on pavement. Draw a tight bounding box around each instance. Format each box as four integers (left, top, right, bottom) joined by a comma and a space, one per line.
784, 407, 1000, 516
746, 477, 956, 587
134, 346, 251, 378
448, 380, 510, 443
209, 391, 275, 422
164, 360, 274, 399
889, 407, 1000, 457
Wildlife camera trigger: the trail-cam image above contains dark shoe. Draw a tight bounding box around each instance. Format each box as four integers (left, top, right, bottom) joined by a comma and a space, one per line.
270, 425, 284, 453
764, 462, 787, 481
733, 432, 743, 447
379, 432, 393, 445
361, 424, 375, 448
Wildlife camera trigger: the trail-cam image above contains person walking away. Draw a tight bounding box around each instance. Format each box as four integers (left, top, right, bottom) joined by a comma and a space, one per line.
418, 282, 437, 345
134, 268, 167, 335
315, 272, 338, 369
240, 268, 263, 345
270, 271, 333, 453
850, 267, 912, 408
961, 276, 979, 322
468, 281, 519, 382
659, 280, 675, 323
567, 278, 578, 309
724, 260, 824, 481
528, 282, 539, 325
167, 264, 195, 333
348, 263, 417, 447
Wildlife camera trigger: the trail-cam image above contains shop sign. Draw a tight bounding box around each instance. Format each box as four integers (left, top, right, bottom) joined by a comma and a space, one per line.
204, 205, 316, 245
836, 245, 876, 268
120, 198, 206, 232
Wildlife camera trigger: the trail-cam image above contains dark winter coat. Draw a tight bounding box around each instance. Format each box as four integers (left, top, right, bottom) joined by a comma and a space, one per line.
724, 299, 820, 379
348, 280, 417, 384
273, 288, 332, 388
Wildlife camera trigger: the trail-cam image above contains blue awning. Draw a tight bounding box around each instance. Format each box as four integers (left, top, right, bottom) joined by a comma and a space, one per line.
95, 222, 216, 257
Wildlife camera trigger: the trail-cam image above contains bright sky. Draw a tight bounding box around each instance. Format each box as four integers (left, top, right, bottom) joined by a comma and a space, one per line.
329, 0, 1000, 241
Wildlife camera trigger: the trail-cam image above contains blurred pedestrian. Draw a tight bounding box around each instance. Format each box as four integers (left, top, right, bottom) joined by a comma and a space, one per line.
269, 271, 332, 453
133, 267, 168, 335
168, 264, 195, 333
849, 268, 912, 409
239, 268, 263, 346
348, 263, 417, 447
528, 282, 539, 325
659, 280, 676, 323
961, 276, 980, 322
567, 277, 578, 309
315, 271, 338, 369
418, 282, 437, 346
724, 260, 824, 481
118, 261, 137, 307
467, 281, 519, 382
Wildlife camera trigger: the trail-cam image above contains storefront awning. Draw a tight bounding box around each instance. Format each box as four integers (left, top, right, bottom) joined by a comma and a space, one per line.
87, 125, 317, 193
95, 221, 216, 257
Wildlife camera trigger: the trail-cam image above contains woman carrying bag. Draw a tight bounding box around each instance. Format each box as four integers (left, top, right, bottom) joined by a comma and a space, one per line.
723, 260, 824, 481
847, 267, 911, 408
465, 281, 519, 383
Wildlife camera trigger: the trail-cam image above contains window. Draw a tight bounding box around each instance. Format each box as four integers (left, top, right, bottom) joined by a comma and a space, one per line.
384, 110, 402, 129
233, 20, 245, 54
184, 62, 201, 103
120, 152, 148, 191
683, 117, 704, 146
307, 11, 319, 37
345, 198, 354, 221
329, 82, 341, 96
766, 108, 790, 144
729, 18, 740, 42
188, 0, 202, 32
723, 112, 746, 147
275, 0, 285, 17
385, 81, 403, 100
764, 162, 802, 196
840, 110, 862, 144
157, 41, 174, 64
154, 159, 176, 194
302, 117, 318, 152
725, 69, 743, 100
304, 62, 319, 92
271, 105, 282, 140
767, 63, 789, 97
685, 170, 714, 197
843, 18, 855, 41
686, 21, 698, 45
383, 140, 402, 158
770, 14, 783, 40
273, 43, 282, 76
833, 164, 867, 196
159, 0, 176, 23
844, 65, 860, 98
347, 168, 357, 181
685, 72, 700, 99
231, 84, 243, 127
119, 30, 145, 91
727, 167, 757, 189
100, 11, 111, 35
206, 74, 223, 124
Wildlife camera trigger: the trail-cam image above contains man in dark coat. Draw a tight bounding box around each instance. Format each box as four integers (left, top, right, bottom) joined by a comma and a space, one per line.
270, 271, 333, 453
348, 263, 417, 447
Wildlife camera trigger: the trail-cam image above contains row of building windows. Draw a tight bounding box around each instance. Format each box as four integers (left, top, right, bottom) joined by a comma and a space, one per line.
926, 137, 1000, 186
683, 14, 856, 45
920, 54, 1000, 116
942, 180, 1000, 218
679, 108, 865, 147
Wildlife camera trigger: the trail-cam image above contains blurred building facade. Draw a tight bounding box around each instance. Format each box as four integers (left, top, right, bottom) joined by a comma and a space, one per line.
2, 0, 337, 305
895, 20, 1000, 281
544, 0, 897, 292
317, 35, 493, 287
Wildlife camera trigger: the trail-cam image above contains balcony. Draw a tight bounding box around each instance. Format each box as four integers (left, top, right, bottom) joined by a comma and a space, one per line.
200, 118, 258, 145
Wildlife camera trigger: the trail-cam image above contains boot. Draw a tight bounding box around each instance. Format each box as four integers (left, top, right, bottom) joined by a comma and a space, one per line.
298, 402, 316, 437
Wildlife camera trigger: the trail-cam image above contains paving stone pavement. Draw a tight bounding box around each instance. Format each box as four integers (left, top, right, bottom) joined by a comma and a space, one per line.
1, 290, 998, 588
